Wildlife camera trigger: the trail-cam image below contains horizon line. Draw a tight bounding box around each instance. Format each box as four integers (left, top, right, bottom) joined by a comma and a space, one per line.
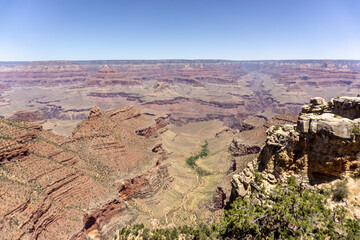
0, 58, 360, 63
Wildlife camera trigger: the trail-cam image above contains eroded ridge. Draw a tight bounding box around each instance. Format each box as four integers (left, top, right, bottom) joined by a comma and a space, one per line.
0, 106, 170, 239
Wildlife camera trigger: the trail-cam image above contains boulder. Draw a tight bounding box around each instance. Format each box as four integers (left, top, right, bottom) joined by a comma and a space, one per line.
310, 97, 327, 105
88, 106, 102, 119
332, 97, 360, 120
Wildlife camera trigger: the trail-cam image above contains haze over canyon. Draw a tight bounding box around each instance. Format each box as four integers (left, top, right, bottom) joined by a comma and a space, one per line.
0, 59, 359, 239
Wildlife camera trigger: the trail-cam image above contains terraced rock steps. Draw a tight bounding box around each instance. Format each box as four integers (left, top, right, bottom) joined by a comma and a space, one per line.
0, 106, 169, 239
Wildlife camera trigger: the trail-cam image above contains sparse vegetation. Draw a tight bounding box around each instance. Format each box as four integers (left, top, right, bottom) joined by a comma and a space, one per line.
116, 223, 218, 240
286, 175, 296, 186
115, 176, 360, 239
186, 141, 210, 176
353, 168, 360, 179
273, 125, 280, 131
0, 135, 12, 140
332, 180, 349, 202
254, 170, 264, 184
353, 125, 360, 134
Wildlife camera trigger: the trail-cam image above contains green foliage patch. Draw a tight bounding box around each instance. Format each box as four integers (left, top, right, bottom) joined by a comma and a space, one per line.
332, 180, 349, 202
115, 176, 359, 239
220, 178, 358, 239
186, 141, 210, 176
353, 125, 360, 134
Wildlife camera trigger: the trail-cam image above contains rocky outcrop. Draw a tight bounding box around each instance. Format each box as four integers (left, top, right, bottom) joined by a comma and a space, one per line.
231, 159, 258, 198
332, 97, 360, 120
228, 139, 261, 157
135, 117, 167, 138
232, 97, 360, 199
88, 106, 101, 119
212, 187, 227, 209
0, 106, 170, 240
8, 109, 46, 122
263, 113, 298, 129
0, 141, 29, 163
118, 162, 171, 200
260, 97, 360, 183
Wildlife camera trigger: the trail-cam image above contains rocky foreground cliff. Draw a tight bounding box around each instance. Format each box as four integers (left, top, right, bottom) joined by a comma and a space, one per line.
0, 106, 170, 239
232, 96, 360, 218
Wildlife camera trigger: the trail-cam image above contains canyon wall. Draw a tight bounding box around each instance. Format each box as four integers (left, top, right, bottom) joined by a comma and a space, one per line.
0, 106, 170, 239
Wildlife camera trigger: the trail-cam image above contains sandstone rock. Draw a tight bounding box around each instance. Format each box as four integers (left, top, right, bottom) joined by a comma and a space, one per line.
232, 96, 360, 202
310, 97, 327, 105
228, 139, 261, 156
332, 97, 360, 119
231, 159, 257, 198
136, 117, 167, 138
0, 106, 170, 239
260, 97, 360, 183
8, 109, 46, 122
230, 97, 360, 222
263, 113, 298, 129
88, 106, 102, 119
0, 142, 29, 163
302, 97, 330, 114
298, 113, 355, 139
213, 187, 226, 209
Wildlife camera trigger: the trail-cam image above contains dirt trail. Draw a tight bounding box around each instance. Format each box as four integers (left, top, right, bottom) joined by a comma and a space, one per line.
164, 167, 204, 225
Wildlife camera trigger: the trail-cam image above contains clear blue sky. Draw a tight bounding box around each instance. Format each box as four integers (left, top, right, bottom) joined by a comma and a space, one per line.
0, 0, 359, 61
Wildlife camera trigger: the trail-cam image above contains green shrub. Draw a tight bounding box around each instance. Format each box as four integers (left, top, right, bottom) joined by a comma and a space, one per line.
186, 140, 211, 176
287, 175, 297, 187
353, 125, 360, 133
332, 180, 349, 201
219, 177, 358, 239
116, 176, 359, 239
254, 171, 263, 184
186, 140, 208, 168
142, 228, 150, 239
353, 168, 360, 179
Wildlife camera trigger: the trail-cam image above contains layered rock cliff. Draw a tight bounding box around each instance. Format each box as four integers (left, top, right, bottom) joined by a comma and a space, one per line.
231, 97, 360, 213
0, 106, 170, 239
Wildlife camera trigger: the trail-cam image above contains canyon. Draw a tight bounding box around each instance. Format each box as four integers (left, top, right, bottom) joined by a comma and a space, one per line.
0, 60, 359, 135
0, 60, 360, 239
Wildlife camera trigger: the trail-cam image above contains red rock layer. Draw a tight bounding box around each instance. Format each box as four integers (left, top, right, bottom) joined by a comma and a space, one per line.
0, 106, 169, 239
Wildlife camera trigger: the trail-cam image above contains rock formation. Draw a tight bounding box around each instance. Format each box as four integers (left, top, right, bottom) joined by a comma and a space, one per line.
212, 187, 227, 209
0, 106, 170, 239
232, 96, 360, 199
1, 60, 359, 132
8, 109, 46, 122
87, 106, 101, 119
135, 117, 167, 138
228, 139, 261, 157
